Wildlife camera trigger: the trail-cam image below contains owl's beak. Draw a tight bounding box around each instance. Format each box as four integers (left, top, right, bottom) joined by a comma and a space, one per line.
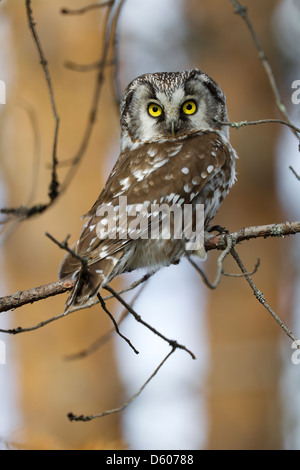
170, 120, 176, 137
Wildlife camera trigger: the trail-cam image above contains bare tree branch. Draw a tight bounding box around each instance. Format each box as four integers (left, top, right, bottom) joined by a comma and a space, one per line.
0, 221, 299, 314
217, 118, 300, 137
0, 0, 125, 226
104, 285, 196, 360
61, 1, 114, 15
64, 281, 148, 361
1, 0, 60, 220
230, 246, 300, 348
205, 221, 300, 252
58, 0, 124, 187
97, 292, 139, 354
289, 165, 300, 181
229, 0, 300, 144
67, 346, 176, 422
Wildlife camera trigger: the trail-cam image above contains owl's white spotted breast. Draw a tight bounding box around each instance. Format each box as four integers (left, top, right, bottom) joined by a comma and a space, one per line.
74, 130, 236, 270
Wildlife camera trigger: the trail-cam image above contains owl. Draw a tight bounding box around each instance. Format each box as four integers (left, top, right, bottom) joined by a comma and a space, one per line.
59, 69, 237, 311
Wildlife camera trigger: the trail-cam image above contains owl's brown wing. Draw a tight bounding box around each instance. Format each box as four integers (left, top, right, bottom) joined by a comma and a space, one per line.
60, 130, 235, 309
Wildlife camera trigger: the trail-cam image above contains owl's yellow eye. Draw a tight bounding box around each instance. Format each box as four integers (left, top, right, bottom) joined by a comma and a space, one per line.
182, 100, 197, 115
148, 103, 163, 118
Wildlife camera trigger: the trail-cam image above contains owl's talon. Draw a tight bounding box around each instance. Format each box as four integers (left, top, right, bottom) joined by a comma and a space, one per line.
208, 225, 229, 235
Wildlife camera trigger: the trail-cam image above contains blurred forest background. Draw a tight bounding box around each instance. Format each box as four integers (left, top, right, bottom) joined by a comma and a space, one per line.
0, 0, 300, 450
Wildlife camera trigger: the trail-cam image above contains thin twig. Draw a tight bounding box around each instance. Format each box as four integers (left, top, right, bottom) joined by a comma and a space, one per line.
61, 1, 114, 15
65, 281, 148, 361
58, 0, 119, 186
217, 118, 300, 137
229, 0, 300, 143
187, 234, 233, 289
0, 311, 71, 335
230, 246, 300, 348
289, 165, 300, 181
1, 0, 61, 219
0, 97, 42, 243
64, 59, 114, 73
104, 285, 196, 360
0, 276, 150, 336
68, 347, 176, 422
26, 0, 60, 202
45, 232, 89, 270
97, 292, 139, 354
1, 0, 121, 220
222, 257, 260, 277
19, 99, 42, 207
109, 0, 126, 109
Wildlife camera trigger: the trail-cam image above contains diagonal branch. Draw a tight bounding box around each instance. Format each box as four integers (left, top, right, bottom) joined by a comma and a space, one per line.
0, 221, 299, 314
230, 246, 300, 347
1, 0, 60, 220
67, 346, 176, 422
229, 0, 300, 144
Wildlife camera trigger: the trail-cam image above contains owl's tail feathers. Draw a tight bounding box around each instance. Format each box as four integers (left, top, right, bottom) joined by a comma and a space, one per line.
59, 251, 123, 312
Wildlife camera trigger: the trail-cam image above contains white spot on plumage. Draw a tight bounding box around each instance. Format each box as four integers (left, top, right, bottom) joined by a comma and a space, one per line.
207, 165, 214, 174
192, 177, 201, 185
120, 177, 130, 188
113, 189, 125, 198
153, 158, 169, 169
166, 193, 175, 203
184, 184, 192, 193
88, 236, 96, 245
136, 203, 145, 212
133, 169, 145, 182
181, 167, 189, 175
168, 144, 183, 157
201, 171, 207, 179
106, 256, 118, 266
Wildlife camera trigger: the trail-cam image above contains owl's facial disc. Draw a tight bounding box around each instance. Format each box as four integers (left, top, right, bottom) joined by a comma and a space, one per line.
120, 70, 229, 149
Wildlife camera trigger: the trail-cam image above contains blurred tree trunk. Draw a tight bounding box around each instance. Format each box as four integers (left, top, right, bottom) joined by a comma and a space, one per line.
185, 0, 283, 449
1, 0, 123, 449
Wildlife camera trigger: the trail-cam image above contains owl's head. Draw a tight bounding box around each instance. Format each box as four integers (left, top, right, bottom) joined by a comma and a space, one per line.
120, 69, 229, 151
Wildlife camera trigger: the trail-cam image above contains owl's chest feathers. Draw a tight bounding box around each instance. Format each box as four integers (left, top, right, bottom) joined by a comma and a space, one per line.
198, 156, 236, 227
123, 237, 184, 273
115, 133, 236, 272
